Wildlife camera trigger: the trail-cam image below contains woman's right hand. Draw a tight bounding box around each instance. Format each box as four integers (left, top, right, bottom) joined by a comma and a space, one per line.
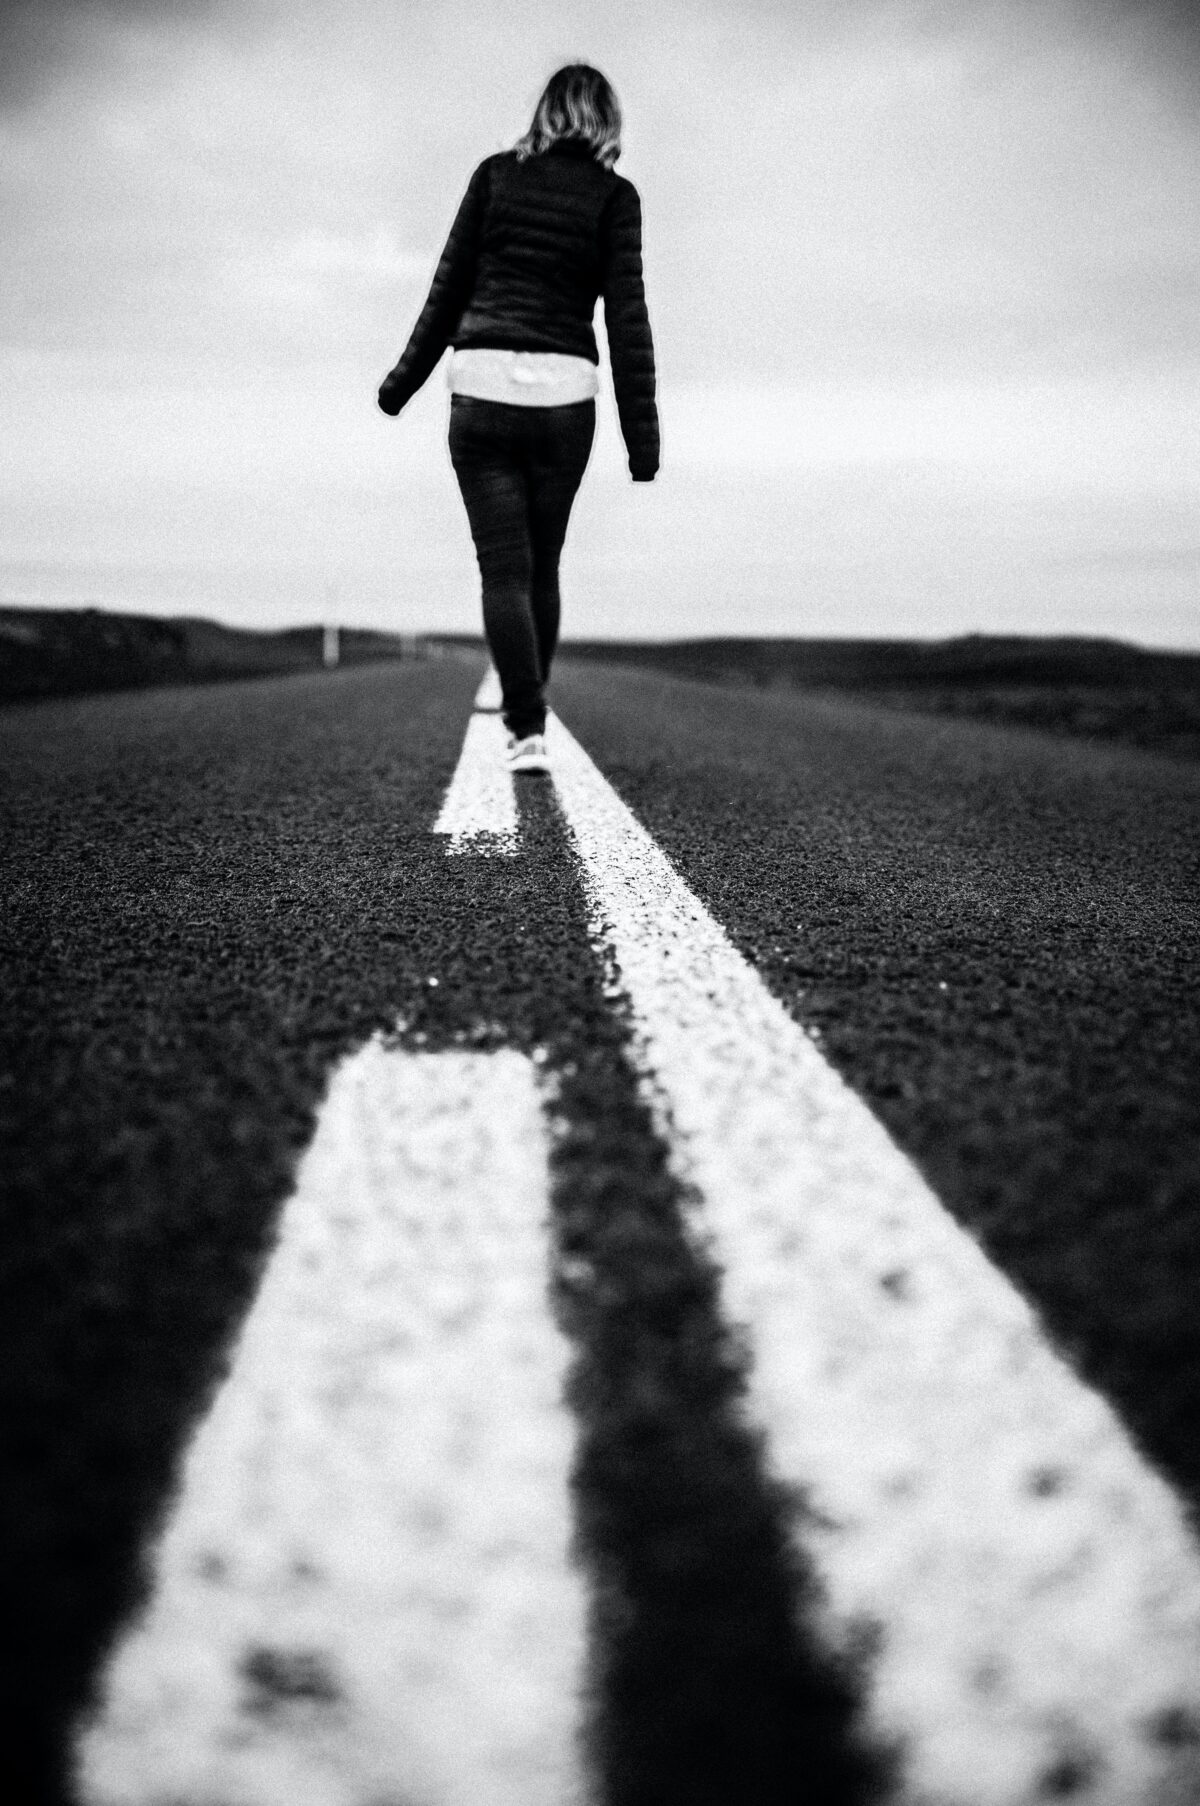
377, 375, 403, 416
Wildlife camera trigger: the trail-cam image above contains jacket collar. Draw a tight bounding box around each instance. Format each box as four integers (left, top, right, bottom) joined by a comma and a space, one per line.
541, 138, 600, 162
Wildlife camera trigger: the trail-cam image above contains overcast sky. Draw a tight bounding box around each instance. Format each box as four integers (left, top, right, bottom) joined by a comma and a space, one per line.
2, 0, 1199, 644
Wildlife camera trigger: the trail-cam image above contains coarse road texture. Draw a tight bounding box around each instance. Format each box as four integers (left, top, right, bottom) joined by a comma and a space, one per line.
547, 658, 1200, 1506
2, 653, 1199, 1804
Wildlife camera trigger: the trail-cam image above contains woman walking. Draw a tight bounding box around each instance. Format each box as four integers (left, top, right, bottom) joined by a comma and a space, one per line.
377, 64, 659, 773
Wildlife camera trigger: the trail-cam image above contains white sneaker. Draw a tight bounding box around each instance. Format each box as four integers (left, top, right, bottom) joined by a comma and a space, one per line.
506, 732, 550, 774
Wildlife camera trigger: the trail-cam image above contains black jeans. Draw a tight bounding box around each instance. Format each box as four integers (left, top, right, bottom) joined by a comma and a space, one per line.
448, 394, 595, 738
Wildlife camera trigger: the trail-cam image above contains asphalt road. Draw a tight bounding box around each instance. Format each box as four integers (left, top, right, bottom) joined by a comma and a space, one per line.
550, 658, 1200, 1504
2, 654, 1198, 1802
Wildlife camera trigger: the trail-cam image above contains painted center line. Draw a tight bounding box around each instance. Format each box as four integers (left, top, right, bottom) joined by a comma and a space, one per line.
432, 669, 515, 855
546, 710, 1200, 1804
76, 1043, 586, 1806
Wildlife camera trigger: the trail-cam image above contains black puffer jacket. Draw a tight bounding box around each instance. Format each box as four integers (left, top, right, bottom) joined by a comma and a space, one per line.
380, 142, 659, 479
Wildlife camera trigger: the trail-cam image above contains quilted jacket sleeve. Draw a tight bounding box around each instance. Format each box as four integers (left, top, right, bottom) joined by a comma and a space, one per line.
378, 162, 487, 414
600, 180, 660, 480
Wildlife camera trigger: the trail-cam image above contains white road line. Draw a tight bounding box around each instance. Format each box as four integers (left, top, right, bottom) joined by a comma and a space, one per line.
76, 1043, 586, 1806
473, 665, 503, 712
432, 709, 517, 854
547, 711, 1200, 1805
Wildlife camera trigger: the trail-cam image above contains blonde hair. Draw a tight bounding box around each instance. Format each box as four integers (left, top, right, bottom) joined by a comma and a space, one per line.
514, 64, 622, 169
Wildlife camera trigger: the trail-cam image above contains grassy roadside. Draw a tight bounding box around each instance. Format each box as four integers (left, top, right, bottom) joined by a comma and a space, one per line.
6, 608, 1199, 763
0, 606, 430, 705
550, 634, 1200, 764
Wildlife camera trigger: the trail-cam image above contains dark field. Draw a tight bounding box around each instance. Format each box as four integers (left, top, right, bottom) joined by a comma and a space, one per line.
555, 633, 1200, 763
0, 606, 425, 703
4, 608, 1199, 763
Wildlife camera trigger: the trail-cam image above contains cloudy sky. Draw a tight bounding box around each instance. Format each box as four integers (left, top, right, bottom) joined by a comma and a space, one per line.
2, 0, 1199, 644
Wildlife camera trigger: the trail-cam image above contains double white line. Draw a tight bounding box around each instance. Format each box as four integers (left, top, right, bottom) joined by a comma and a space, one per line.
78, 673, 1200, 1805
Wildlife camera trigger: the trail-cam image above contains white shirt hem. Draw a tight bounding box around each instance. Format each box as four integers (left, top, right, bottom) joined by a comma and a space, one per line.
448, 347, 599, 407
